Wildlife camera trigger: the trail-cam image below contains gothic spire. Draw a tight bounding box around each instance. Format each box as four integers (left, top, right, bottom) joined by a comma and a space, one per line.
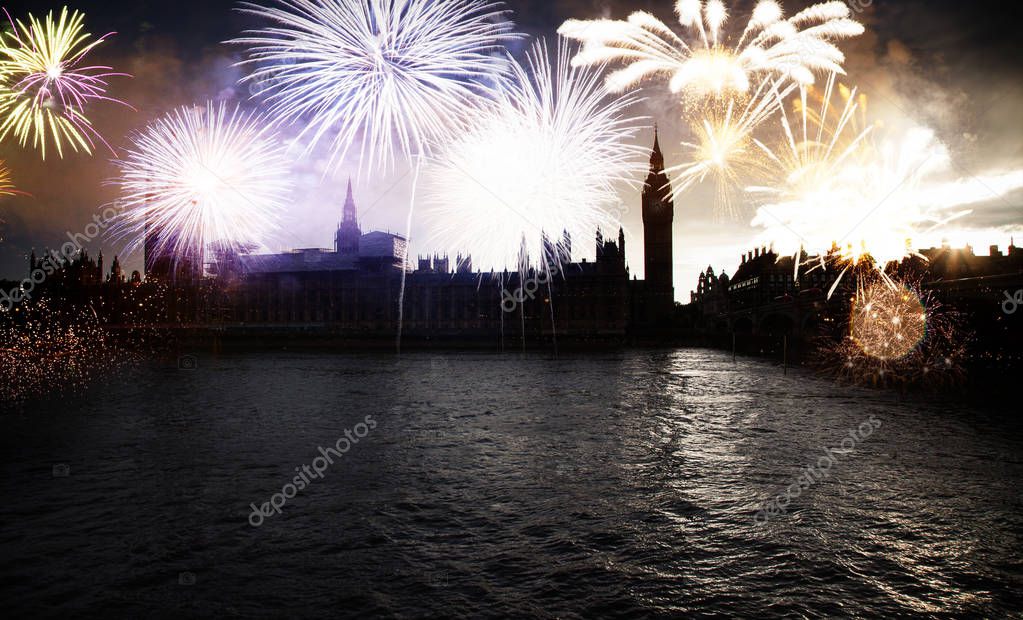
644, 125, 672, 205
650, 125, 664, 171
343, 178, 357, 224
336, 177, 362, 254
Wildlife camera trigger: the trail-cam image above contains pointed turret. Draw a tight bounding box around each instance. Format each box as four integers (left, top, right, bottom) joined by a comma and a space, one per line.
110, 255, 124, 283
645, 126, 671, 205
336, 178, 362, 255
650, 124, 664, 171
343, 178, 357, 224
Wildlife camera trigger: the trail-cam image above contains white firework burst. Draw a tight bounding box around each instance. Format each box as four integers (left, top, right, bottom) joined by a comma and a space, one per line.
667, 76, 793, 217
422, 38, 646, 272
110, 102, 292, 264
233, 0, 517, 172
559, 0, 863, 98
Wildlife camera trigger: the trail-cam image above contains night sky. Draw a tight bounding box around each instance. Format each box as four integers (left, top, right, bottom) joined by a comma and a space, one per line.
1, 0, 1021, 298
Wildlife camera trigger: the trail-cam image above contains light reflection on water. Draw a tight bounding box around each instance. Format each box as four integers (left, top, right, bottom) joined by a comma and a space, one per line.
1, 349, 1020, 617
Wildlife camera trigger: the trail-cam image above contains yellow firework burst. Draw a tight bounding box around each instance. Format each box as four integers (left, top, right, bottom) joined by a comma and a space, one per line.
0, 7, 128, 159
667, 77, 792, 218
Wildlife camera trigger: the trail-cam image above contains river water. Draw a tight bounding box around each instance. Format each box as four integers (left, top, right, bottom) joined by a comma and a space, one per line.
1, 349, 1021, 617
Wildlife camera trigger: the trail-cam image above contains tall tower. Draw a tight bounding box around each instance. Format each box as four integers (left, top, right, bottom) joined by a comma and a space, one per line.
642, 128, 675, 322
335, 178, 361, 255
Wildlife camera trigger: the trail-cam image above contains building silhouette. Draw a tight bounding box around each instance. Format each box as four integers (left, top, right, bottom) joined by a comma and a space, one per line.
204, 134, 675, 340
7, 129, 1022, 358
5, 134, 680, 343
684, 240, 1023, 342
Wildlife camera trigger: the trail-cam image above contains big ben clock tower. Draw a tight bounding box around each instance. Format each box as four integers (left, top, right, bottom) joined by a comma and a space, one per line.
642, 128, 675, 323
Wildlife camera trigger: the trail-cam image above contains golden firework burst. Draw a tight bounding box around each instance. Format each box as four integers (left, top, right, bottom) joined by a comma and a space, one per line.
850, 280, 927, 361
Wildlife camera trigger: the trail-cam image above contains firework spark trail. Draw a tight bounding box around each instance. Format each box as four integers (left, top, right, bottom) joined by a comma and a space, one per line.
0, 7, 129, 159
423, 38, 646, 274
109, 102, 292, 268
559, 0, 863, 99
395, 154, 422, 355
233, 0, 517, 174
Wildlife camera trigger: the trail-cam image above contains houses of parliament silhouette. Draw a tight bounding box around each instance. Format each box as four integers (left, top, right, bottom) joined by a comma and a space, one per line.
10, 129, 1023, 356
119, 132, 679, 341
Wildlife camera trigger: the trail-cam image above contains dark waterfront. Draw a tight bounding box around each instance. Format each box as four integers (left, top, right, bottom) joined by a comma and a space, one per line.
2, 349, 1022, 617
